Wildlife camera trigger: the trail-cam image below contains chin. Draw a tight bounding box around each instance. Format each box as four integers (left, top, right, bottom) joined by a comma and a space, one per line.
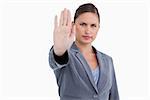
81, 40, 93, 44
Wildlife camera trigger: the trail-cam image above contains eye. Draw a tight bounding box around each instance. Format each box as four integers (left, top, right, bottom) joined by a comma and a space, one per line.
91, 24, 97, 27
80, 23, 87, 26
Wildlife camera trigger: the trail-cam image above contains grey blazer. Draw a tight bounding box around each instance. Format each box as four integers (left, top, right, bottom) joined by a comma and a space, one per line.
49, 43, 119, 100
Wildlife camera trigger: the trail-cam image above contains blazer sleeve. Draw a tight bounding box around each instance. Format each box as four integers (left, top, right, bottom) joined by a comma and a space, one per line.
109, 58, 120, 100
48, 46, 69, 70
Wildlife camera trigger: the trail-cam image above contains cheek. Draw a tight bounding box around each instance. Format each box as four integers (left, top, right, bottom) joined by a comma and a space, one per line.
76, 26, 80, 32
94, 28, 99, 34
76, 26, 84, 35
94, 33, 97, 38
92, 29, 99, 37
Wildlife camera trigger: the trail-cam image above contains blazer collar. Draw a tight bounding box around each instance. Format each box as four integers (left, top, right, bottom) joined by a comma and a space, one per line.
70, 42, 110, 95
70, 42, 99, 93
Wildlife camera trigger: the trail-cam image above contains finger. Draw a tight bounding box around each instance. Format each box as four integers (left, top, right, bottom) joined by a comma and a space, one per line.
63, 8, 67, 26
70, 24, 76, 38
67, 10, 71, 27
54, 15, 58, 29
59, 10, 64, 26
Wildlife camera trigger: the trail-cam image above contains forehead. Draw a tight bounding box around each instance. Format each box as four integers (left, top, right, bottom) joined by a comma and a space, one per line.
75, 12, 99, 24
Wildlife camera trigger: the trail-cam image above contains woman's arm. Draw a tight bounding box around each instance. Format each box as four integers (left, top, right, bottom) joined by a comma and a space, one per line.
49, 8, 75, 70
49, 47, 69, 70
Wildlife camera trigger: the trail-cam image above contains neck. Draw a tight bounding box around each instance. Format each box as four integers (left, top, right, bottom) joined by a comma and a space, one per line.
75, 41, 93, 54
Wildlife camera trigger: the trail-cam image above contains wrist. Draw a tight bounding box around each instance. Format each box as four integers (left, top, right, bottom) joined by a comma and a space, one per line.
53, 46, 66, 56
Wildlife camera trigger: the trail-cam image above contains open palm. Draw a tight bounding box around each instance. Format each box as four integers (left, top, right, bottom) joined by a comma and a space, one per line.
53, 8, 76, 56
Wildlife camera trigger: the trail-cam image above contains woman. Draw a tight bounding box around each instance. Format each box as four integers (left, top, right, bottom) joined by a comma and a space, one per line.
49, 3, 119, 100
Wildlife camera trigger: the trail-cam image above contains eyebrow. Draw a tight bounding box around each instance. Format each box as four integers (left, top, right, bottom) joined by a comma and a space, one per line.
80, 22, 97, 26
80, 22, 87, 25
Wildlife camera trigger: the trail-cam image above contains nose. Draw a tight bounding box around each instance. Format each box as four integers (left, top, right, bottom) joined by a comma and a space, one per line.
85, 26, 91, 34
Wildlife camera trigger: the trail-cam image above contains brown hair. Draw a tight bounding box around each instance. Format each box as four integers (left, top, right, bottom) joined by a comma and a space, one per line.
74, 3, 100, 23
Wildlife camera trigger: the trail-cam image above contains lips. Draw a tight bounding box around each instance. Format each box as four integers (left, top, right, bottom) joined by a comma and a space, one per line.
82, 35, 92, 40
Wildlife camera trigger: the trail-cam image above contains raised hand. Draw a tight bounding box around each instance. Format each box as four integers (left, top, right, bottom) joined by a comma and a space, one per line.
53, 8, 76, 56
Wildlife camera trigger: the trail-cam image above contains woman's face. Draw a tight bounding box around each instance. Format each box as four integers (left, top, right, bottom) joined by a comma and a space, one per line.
75, 12, 100, 45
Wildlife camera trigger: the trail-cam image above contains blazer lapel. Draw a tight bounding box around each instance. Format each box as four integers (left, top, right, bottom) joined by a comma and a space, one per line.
76, 52, 99, 93
71, 42, 102, 93
96, 52, 111, 94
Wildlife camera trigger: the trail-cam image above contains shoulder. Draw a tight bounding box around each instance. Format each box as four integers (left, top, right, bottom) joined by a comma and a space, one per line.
96, 50, 114, 65
92, 45, 112, 60
97, 51, 115, 74
98, 51, 112, 59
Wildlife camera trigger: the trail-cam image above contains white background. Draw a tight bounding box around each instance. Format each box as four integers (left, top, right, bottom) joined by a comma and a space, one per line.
0, 0, 150, 100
